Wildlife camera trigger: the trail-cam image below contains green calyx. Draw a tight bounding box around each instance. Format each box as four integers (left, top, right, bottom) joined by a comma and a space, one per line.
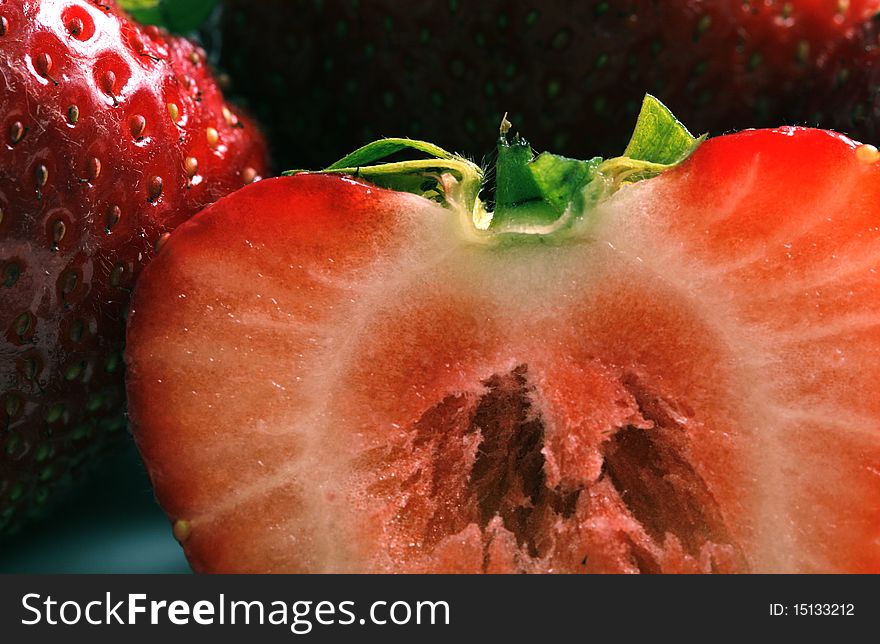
284, 139, 491, 230
492, 137, 602, 233
118, 0, 219, 33
286, 95, 703, 241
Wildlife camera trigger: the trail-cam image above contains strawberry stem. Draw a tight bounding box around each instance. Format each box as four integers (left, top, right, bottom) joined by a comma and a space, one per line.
284, 138, 487, 226
487, 95, 704, 236
491, 136, 600, 232
286, 95, 704, 241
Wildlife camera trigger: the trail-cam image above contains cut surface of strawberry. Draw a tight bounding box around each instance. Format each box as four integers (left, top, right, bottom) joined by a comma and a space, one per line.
127, 99, 880, 573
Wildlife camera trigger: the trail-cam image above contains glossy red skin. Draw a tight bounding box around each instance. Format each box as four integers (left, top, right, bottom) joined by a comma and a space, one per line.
128, 129, 880, 573
221, 0, 880, 168
0, 0, 268, 531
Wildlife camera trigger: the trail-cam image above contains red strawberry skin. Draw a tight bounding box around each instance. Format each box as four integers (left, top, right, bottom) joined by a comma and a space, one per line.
0, 0, 267, 532
220, 0, 880, 168
127, 129, 880, 573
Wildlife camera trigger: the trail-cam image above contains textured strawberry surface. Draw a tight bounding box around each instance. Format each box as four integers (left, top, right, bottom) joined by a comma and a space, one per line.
806, 11, 880, 144
0, 0, 268, 532
127, 128, 880, 573
220, 0, 880, 168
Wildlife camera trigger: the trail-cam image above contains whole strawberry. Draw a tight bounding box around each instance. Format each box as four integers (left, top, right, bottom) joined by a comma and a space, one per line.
0, 0, 267, 533
220, 0, 880, 169
805, 11, 880, 143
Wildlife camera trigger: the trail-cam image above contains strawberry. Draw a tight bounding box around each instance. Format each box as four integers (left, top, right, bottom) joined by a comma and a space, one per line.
805, 11, 880, 144
0, 0, 268, 534
219, 0, 880, 168
126, 97, 880, 573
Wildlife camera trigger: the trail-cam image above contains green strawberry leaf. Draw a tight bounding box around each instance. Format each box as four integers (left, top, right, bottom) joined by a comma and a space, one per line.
529, 153, 602, 216
624, 94, 704, 166
118, 0, 219, 33
286, 139, 486, 225
493, 136, 601, 228
594, 95, 706, 195
489, 95, 703, 233
325, 138, 457, 170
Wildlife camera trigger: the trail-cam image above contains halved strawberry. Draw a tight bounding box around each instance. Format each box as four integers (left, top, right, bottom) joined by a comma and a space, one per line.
126, 98, 880, 573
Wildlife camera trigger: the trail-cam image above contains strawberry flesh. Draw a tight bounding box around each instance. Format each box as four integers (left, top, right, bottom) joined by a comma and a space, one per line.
127, 128, 880, 573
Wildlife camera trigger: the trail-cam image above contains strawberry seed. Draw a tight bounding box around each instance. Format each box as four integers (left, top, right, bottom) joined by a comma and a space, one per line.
4, 395, 21, 418
66, 17, 83, 37
173, 520, 191, 542
100, 70, 118, 105
3, 262, 21, 287
87, 157, 101, 182
69, 319, 84, 343
12, 311, 34, 339
129, 114, 146, 139
9, 121, 24, 144
45, 403, 64, 423
51, 219, 66, 248
147, 176, 163, 202
154, 232, 171, 252
106, 204, 121, 230
856, 144, 879, 164
34, 164, 48, 199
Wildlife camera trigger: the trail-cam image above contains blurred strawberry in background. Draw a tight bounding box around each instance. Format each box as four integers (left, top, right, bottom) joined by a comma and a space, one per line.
806, 9, 880, 141
219, 0, 880, 169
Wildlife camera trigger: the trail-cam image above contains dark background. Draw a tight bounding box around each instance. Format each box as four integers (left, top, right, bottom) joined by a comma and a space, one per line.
0, 441, 187, 573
